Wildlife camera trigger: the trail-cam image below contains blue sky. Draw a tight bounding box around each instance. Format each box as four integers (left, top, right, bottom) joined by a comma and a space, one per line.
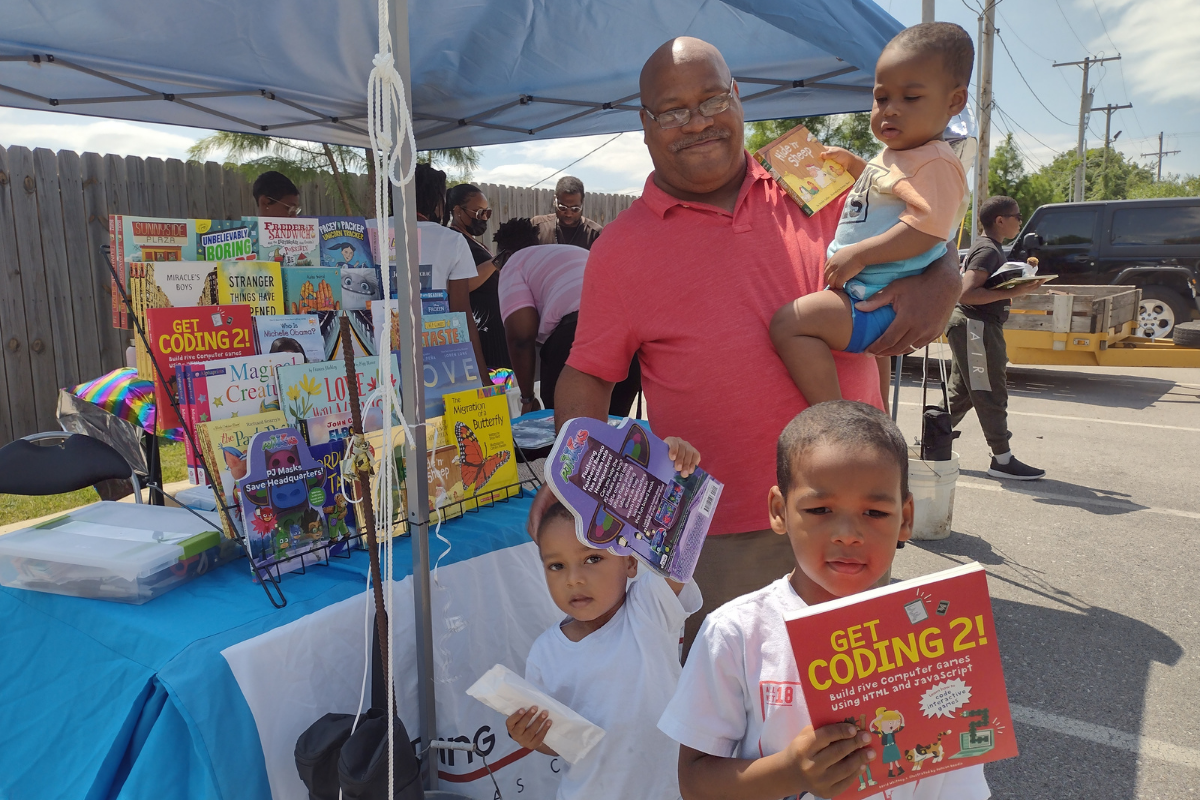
0, 0, 1195, 196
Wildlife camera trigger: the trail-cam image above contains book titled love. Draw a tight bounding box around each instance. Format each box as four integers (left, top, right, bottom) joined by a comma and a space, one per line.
785, 562, 1017, 798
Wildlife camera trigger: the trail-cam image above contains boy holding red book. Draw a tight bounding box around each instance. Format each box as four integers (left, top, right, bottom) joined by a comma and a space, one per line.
659, 401, 989, 799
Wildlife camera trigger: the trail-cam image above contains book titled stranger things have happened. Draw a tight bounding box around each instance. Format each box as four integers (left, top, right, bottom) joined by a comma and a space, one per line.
785, 562, 1017, 798
546, 417, 722, 582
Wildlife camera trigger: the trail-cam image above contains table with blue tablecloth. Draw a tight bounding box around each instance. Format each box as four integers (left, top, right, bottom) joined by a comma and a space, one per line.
0, 495, 567, 800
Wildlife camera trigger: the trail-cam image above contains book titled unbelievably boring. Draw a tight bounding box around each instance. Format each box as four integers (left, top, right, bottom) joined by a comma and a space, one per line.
753, 124, 855, 216
784, 562, 1018, 798
546, 417, 723, 582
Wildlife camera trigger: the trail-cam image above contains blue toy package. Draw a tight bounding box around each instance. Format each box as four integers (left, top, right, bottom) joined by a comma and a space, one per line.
545, 417, 723, 582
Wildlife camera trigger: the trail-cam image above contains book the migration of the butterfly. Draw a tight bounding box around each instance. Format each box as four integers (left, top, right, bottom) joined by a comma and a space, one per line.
442, 386, 521, 511
545, 417, 723, 582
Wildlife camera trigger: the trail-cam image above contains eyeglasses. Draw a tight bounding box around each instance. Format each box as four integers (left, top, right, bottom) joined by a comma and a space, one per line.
642, 79, 736, 130
555, 202, 583, 213
459, 206, 493, 221
266, 196, 302, 217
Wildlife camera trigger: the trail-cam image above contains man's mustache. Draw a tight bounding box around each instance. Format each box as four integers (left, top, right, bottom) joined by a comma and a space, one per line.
669, 128, 731, 152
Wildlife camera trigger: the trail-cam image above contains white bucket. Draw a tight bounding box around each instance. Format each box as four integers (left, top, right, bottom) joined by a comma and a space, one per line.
908, 449, 959, 541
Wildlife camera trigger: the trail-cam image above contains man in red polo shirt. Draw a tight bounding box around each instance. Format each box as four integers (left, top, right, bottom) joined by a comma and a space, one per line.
532, 37, 961, 653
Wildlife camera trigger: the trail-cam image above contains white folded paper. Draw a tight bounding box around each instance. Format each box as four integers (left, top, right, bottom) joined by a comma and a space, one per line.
465, 664, 605, 764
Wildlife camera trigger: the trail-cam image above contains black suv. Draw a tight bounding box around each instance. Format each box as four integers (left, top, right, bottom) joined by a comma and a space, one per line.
1008, 197, 1200, 338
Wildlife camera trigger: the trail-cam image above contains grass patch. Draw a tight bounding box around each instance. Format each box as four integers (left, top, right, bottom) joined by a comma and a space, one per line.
0, 439, 187, 528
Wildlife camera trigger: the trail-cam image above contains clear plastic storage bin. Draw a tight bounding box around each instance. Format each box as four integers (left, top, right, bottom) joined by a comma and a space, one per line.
0, 501, 233, 603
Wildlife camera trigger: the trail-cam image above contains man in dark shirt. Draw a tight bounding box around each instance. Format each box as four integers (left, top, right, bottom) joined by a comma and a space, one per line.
530, 176, 604, 249
945, 195, 1048, 479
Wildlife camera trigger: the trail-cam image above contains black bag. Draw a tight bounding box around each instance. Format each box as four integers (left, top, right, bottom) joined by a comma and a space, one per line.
296, 613, 424, 800
920, 346, 960, 462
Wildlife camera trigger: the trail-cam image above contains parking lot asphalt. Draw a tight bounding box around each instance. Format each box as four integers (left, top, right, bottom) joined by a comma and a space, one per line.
890, 350, 1200, 799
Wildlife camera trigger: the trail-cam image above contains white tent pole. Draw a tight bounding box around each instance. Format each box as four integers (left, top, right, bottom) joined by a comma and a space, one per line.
387, 0, 437, 788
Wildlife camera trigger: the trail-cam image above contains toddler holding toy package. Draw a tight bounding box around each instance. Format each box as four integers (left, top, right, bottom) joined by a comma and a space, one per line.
660, 402, 989, 799
770, 23, 972, 406
507, 437, 702, 799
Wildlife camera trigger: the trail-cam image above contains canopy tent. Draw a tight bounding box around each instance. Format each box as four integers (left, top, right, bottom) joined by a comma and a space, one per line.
0, 0, 903, 792
0, 0, 900, 150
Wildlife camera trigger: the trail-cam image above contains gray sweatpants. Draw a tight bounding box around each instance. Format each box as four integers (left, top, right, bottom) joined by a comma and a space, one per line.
945, 308, 1013, 455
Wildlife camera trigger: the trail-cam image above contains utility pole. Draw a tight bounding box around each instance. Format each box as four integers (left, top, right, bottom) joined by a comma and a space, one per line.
922, 0, 935, 23
1141, 132, 1180, 181
1054, 55, 1120, 202
1092, 103, 1131, 199
970, 0, 995, 238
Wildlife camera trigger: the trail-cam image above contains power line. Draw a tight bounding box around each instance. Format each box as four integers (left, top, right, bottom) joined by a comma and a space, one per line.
995, 10, 1052, 62
994, 32, 1076, 127
1053, 0, 1090, 51
993, 101, 1058, 159
1088, 0, 1120, 53
529, 132, 623, 189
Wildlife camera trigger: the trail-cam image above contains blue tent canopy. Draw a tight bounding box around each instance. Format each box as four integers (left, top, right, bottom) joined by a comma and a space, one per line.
0, 0, 901, 149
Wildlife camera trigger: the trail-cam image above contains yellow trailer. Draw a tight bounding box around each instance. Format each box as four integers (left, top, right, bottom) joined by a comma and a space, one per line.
1003, 285, 1200, 368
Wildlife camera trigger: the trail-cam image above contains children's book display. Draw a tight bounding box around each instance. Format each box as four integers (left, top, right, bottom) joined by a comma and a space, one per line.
100, 212, 531, 599
236, 428, 330, 576
754, 124, 855, 216
546, 417, 723, 582
254, 314, 325, 363
784, 562, 1018, 798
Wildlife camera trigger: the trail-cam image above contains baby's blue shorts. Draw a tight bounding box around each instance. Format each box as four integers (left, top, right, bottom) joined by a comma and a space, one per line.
845, 302, 896, 353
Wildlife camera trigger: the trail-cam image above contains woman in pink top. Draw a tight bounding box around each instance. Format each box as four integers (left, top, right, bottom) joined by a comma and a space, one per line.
495, 218, 641, 416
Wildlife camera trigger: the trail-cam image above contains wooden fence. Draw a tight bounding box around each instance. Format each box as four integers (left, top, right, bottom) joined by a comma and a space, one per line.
0, 145, 635, 445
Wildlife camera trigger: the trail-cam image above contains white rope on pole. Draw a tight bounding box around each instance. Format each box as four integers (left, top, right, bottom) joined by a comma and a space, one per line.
366, 0, 417, 796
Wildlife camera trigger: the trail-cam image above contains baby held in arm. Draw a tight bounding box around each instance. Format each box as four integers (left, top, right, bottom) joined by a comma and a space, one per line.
770, 23, 972, 406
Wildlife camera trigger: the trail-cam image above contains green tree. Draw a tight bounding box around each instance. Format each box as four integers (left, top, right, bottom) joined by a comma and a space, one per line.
988, 133, 1057, 215
189, 132, 368, 214
745, 113, 881, 159
417, 148, 482, 185
1126, 172, 1200, 199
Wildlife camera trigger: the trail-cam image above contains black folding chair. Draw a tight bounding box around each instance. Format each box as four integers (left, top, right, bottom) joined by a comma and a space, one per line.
0, 432, 143, 501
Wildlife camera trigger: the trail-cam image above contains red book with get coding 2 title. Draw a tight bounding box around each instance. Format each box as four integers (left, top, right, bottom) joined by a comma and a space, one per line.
145, 305, 255, 434
785, 562, 1018, 798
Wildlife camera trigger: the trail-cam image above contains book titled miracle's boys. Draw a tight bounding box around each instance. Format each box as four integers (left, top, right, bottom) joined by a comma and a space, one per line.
546, 417, 723, 582
785, 562, 1018, 798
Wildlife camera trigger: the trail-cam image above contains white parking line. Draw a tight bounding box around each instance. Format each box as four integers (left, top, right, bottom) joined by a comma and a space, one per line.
957, 481, 1200, 521
897, 402, 1200, 433
1011, 704, 1200, 770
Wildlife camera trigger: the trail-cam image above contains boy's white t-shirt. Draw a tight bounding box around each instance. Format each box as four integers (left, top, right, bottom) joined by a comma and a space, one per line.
658, 577, 990, 800
417, 220, 478, 290
525, 573, 702, 800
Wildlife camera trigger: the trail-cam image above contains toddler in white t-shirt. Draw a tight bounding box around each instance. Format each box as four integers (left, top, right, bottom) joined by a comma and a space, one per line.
508, 453, 703, 800
659, 401, 990, 800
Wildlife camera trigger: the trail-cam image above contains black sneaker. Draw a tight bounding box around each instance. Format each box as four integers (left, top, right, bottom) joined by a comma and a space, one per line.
987, 457, 1046, 481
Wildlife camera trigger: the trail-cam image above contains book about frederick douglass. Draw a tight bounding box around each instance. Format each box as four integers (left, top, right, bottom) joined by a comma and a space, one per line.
753, 124, 855, 216
247, 217, 320, 266
546, 417, 723, 582
236, 427, 330, 576
275, 354, 401, 428
108, 216, 249, 327
216, 261, 285, 316
784, 562, 1018, 798
197, 410, 288, 538
253, 314, 325, 363
144, 305, 255, 433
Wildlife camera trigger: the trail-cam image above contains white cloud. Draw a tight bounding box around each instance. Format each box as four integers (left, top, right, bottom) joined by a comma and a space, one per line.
475, 132, 654, 195
0, 108, 215, 160
1088, 0, 1200, 104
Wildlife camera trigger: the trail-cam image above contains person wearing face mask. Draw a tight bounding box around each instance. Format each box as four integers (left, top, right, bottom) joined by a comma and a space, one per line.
447, 183, 510, 372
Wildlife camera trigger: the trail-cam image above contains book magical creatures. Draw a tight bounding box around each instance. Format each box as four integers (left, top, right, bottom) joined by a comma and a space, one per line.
904, 730, 952, 771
